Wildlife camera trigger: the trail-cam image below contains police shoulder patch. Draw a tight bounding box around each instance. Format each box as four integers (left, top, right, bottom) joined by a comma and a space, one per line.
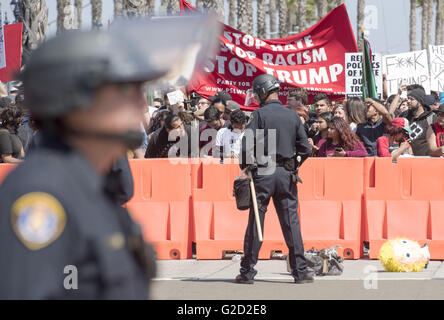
11, 192, 67, 250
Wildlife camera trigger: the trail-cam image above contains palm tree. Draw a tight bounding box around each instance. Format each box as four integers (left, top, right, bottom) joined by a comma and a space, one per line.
269, 0, 277, 38
278, 0, 288, 37
74, 0, 82, 29
356, 0, 364, 51
427, 0, 434, 46
297, 0, 306, 33
287, 0, 298, 34
257, 0, 267, 38
91, 0, 102, 29
317, 0, 327, 19
229, 0, 236, 28
114, 0, 124, 18
57, 0, 73, 34
124, 0, 148, 18
238, 0, 253, 34
247, 0, 253, 34
19, 0, 48, 61
202, 0, 225, 21
421, 0, 431, 49
146, 0, 155, 16
167, 0, 181, 15
436, 0, 443, 45
195, 0, 203, 10
410, 0, 417, 51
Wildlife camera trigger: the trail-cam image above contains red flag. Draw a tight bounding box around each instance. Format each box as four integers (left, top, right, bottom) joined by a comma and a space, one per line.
180, 0, 197, 13
0, 23, 23, 83
181, 3, 358, 110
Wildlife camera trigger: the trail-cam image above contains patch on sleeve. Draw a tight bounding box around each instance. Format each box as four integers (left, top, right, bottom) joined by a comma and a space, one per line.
11, 192, 67, 250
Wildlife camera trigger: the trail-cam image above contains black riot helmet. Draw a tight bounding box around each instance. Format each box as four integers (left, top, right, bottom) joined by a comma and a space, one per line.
20, 30, 167, 120
252, 74, 281, 104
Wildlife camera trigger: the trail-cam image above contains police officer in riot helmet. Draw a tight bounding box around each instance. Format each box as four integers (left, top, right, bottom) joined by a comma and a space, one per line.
236, 73, 314, 284
0, 30, 165, 299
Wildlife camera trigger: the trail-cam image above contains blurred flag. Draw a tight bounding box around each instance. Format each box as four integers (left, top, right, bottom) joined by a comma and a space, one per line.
180, 0, 197, 13
0, 23, 23, 82
361, 28, 377, 100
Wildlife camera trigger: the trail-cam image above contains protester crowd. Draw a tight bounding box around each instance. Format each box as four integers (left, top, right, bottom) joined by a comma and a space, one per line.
0, 79, 443, 164
289, 84, 444, 160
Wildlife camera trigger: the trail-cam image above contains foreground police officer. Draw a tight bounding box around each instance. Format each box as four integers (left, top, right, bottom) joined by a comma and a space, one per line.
236, 74, 314, 284
0, 29, 168, 299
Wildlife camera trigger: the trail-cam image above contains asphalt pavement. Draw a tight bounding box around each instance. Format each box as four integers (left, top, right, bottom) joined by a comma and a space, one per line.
150, 259, 444, 300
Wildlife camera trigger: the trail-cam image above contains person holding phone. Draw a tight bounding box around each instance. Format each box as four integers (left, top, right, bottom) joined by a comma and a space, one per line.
426, 104, 444, 157
317, 117, 368, 157
376, 117, 414, 159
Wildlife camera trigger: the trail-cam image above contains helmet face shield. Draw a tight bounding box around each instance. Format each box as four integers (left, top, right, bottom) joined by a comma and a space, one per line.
244, 89, 259, 107
111, 14, 221, 88
22, 14, 222, 120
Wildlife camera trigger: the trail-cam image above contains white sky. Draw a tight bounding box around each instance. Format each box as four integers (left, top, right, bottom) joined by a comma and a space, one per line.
0, 0, 441, 55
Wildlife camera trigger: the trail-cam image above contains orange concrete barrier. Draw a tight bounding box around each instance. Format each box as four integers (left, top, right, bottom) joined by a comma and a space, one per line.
364, 158, 444, 260
126, 159, 193, 259
0, 164, 17, 184
191, 159, 293, 260
191, 159, 254, 259
2, 156, 443, 261
191, 158, 364, 260
297, 158, 364, 259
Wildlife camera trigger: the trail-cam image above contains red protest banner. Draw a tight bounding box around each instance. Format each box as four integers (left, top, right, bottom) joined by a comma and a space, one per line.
182, 2, 358, 110
0, 23, 23, 83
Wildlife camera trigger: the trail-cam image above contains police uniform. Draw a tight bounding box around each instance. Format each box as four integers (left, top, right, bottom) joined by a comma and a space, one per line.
237, 74, 313, 284
0, 28, 167, 299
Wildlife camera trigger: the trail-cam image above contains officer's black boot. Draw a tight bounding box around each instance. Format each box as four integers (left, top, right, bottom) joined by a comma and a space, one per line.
288, 250, 315, 284
294, 270, 315, 284
234, 274, 254, 284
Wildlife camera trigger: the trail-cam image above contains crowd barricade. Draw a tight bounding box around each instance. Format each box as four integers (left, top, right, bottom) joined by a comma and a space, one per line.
1, 156, 443, 261
191, 158, 291, 260
0, 164, 17, 183
125, 159, 193, 259
190, 158, 257, 259
297, 158, 364, 259
190, 158, 363, 260
191, 158, 293, 260
364, 157, 444, 260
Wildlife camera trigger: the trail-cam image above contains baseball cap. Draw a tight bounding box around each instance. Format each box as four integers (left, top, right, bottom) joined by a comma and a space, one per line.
425, 94, 436, 106
210, 91, 232, 103
226, 100, 241, 111
392, 117, 413, 134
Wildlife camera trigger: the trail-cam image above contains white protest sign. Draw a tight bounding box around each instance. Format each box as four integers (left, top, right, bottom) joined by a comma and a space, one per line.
383, 50, 430, 95
429, 45, 444, 92
0, 7, 6, 70
166, 90, 185, 105
345, 52, 383, 99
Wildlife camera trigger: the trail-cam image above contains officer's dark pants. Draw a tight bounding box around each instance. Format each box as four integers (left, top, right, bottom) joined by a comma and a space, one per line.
240, 166, 308, 280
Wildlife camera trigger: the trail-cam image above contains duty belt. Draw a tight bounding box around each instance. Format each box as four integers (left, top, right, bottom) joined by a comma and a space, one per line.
277, 157, 303, 184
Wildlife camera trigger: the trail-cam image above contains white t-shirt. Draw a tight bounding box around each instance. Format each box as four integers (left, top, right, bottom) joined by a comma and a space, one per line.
215, 127, 244, 157
349, 122, 358, 133
148, 106, 158, 116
